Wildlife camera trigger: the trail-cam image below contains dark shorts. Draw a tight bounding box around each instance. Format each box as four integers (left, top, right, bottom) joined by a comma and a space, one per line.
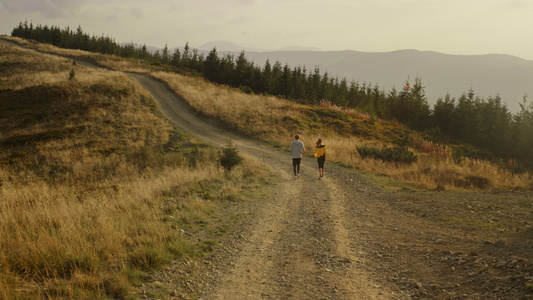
317, 156, 326, 168
292, 158, 301, 166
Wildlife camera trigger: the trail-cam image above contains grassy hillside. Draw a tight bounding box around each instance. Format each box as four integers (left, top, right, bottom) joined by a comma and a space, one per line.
1, 36, 531, 298
0, 41, 270, 299
9, 24, 533, 171
5, 35, 526, 191
150, 71, 531, 191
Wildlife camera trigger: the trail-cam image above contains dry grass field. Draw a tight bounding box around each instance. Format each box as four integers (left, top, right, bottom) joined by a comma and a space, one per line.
7, 34, 529, 192
151, 71, 531, 191
0, 41, 270, 299
1, 36, 532, 299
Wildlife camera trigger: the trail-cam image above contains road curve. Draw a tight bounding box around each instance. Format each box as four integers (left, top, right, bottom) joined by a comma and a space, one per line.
127, 72, 393, 299
1, 38, 397, 299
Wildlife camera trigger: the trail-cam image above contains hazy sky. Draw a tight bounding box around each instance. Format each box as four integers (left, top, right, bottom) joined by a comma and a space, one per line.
1, 0, 532, 60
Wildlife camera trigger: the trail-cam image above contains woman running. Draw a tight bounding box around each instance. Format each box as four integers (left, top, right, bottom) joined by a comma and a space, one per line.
314, 139, 327, 180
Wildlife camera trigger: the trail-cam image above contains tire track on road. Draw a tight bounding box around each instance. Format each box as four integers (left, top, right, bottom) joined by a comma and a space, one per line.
0, 38, 393, 299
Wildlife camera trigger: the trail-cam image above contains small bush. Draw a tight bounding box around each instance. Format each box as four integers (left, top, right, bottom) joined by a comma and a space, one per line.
466, 175, 491, 189
218, 139, 243, 172
69, 68, 76, 80
452, 144, 493, 163
357, 146, 418, 165
239, 85, 253, 94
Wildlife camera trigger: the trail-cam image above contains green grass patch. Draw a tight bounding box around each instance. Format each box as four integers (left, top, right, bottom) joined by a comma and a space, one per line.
357, 146, 418, 165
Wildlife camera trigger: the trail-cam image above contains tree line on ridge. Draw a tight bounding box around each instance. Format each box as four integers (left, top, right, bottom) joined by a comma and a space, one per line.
9, 21, 533, 171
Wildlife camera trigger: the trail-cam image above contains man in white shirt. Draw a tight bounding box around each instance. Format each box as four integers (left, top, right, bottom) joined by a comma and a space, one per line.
290, 134, 305, 178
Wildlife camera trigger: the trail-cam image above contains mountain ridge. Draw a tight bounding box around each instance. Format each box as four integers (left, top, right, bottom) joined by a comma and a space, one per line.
197, 41, 322, 52
137, 40, 533, 113
235, 48, 533, 113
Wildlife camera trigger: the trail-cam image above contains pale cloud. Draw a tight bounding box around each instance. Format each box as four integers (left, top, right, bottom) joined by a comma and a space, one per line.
166, 2, 179, 12
1, 0, 88, 18
129, 7, 143, 19
1, 0, 533, 60
505, 0, 529, 9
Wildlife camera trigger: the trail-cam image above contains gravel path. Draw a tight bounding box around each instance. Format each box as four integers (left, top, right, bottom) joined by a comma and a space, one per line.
3, 37, 531, 299
130, 73, 396, 299
130, 73, 533, 300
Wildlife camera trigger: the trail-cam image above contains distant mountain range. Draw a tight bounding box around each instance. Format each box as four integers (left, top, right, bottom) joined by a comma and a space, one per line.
157, 41, 533, 113
197, 41, 323, 52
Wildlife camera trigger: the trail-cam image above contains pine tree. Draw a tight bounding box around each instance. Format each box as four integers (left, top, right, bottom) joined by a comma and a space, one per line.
218, 139, 243, 172
291, 66, 307, 101
261, 59, 273, 94
161, 43, 170, 64
453, 88, 478, 142
433, 94, 456, 135
234, 51, 252, 88
171, 47, 181, 66
306, 67, 321, 104
219, 54, 235, 85
141, 44, 149, 60
204, 47, 220, 82
279, 63, 292, 98
182, 42, 191, 67
409, 77, 431, 130
271, 61, 283, 96
511, 98, 533, 168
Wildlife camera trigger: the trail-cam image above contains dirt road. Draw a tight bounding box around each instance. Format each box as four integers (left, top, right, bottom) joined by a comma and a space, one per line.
1, 38, 395, 298
130, 73, 397, 299
3, 38, 531, 299
129, 74, 533, 300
